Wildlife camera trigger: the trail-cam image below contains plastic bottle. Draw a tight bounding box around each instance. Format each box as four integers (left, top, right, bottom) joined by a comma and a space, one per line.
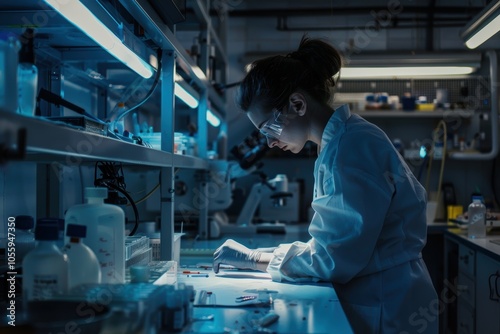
467, 196, 487, 239
22, 223, 69, 302
62, 224, 102, 289
17, 28, 38, 117
15, 215, 36, 263
37, 217, 65, 249
64, 187, 125, 283
0, 32, 20, 113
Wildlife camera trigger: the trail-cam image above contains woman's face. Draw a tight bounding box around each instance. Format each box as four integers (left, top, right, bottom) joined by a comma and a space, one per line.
247, 103, 309, 154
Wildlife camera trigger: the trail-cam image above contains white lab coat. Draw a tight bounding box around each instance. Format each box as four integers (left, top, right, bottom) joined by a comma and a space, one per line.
267, 104, 438, 333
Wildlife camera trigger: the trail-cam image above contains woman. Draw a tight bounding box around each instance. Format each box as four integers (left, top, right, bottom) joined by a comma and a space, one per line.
213, 36, 438, 334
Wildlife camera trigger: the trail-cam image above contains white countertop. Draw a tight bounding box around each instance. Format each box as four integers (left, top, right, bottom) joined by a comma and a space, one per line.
177, 267, 353, 333
445, 228, 500, 261
177, 224, 353, 333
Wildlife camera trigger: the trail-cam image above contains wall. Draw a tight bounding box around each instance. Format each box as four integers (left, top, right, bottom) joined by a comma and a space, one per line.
220, 2, 500, 219
223, 1, 498, 145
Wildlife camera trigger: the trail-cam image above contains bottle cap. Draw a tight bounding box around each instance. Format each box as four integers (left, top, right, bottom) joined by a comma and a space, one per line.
130, 265, 150, 283
0, 32, 21, 49
15, 215, 34, 230
18, 28, 35, 64
35, 224, 59, 241
66, 224, 87, 238
472, 195, 483, 202
85, 187, 108, 199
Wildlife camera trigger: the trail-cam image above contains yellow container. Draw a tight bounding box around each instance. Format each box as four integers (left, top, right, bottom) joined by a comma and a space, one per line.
416, 103, 435, 112
447, 205, 463, 223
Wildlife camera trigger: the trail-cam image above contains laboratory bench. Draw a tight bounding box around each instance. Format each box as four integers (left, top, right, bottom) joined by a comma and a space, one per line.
424, 223, 500, 334
177, 268, 352, 334
5, 223, 499, 333
444, 229, 500, 334
1, 262, 353, 334
0, 224, 354, 333
177, 223, 354, 333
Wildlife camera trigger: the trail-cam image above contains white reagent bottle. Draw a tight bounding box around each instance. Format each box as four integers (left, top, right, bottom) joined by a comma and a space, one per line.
64, 187, 125, 283
62, 223, 102, 289
22, 223, 69, 302
15, 215, 36, 263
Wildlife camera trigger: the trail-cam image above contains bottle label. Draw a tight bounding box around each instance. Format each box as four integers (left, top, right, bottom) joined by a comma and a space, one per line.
97, 227, 116, 281
96, 216, 124, 283
32, 274, 60, 300
470, 212, 484, 224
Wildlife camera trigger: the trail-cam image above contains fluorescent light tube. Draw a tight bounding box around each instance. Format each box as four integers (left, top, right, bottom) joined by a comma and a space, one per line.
342, 66, 475, 79
174, 81, 220, 126
174, 83, 199, 108
174, 85, 220, 126
465, 14, 500, 49
462, 1, 500, 49
206, 109, 221, 127
44, 0, 154, 78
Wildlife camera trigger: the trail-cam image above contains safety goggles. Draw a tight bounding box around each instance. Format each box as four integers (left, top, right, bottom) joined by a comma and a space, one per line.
259, 109, 289, 140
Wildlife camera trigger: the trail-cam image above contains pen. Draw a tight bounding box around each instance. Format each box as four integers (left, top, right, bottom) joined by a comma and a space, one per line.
187, 274, 209, 277
183, 270, 201, 274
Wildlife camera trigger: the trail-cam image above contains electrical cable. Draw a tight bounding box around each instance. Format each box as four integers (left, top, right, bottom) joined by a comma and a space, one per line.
129, 167, 182, 205
94, 161, 140, 236
105, 182, 140, 236
425, 120, 447, 205
113, 48, 163, 125
131, 183, 160, 205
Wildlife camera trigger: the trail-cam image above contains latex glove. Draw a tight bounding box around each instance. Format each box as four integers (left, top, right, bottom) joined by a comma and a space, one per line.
213, 239, 262, 274
254, 247, 277, 253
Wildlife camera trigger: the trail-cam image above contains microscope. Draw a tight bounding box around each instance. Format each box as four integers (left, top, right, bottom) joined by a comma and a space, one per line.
156, 131, 295, 237
209, 171, 293, 236
209, 131, 294, 236
234, 173, 291, 233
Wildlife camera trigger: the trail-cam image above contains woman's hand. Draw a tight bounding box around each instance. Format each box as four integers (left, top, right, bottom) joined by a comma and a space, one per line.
213, 239, 265, 273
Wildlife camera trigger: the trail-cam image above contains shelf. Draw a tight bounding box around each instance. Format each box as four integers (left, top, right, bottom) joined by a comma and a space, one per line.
188, 0, 228, 65
0, 110, 209, 169
119, 0, 226, 115
355, 110, 475, 118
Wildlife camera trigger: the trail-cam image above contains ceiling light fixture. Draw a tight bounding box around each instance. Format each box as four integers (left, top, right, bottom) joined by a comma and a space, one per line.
342, 66, 476, 79
461, 0, 500, 49
174, 82, 199, 109
206, 109, 221, 127
44, 0, 154, 79
342, 52, 481, 79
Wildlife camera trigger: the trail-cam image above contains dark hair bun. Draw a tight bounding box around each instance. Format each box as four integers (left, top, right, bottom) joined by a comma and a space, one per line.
293, 36, 342, 82
237, 35, 342, 111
